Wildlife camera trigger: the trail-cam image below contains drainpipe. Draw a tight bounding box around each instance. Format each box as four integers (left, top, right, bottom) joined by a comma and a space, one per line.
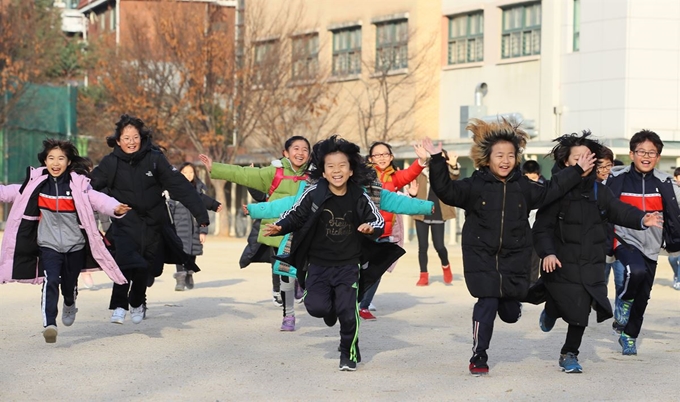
115, 0, 120, 45
474, 82, 488, 106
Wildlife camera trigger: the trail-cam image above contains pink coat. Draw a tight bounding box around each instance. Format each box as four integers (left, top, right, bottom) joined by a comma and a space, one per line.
0, 167, 127, 285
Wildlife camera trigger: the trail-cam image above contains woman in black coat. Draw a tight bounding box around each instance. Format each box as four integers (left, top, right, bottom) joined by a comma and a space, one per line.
91, 114, 209, 325
530, 131, 662, 373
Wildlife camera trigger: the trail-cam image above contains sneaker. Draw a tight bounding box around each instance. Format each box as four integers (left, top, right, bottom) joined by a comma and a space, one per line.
185, 271, 195, 290
339, 356, 357, 372
81, 273, 94, 289
469, 357, 489, 376
130, 305, 145, 324
110, 307, 126, 324
559, 352, 583, 373
368, 302, 376, 311
539, 309, 556, 332
174, 271, 186, 291
42, 325, 58, 344
280, 315, 295, 331
61, 303, 78, 327
673, 277, 680, 290
442, 264, 453, 284
272, 291, 283, 307
619, 333, 637, 355
614, 298, 633, 327
359, 308, 376, 320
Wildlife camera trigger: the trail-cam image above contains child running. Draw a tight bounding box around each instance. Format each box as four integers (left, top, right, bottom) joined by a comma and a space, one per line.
0, 139, 130, 343
263, 135, 403, 371
423, 119, 596, 375
529, 132, 662, 373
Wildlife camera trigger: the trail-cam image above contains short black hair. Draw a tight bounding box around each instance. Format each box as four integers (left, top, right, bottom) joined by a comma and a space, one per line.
614, 159, 624, 166
674, 167, 680, 177
630, 129, 663, 154
310, 135, 375, 186
106, 114, 153, 148
522, 160, 541, 175
600, 146, 614, 162
549, 130, 603, 168
284, 136, 310, 152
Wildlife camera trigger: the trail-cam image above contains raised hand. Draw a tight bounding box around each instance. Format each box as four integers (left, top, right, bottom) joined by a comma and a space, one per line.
413, 142, 430, 164
263, 223, 282, 236
114, 204, 131, 216
408, 179, 419, 196
357, 223, 375, 234
421, 138, 442, 156
643, 211, 663, 228
198, 154, 213, 173
576, 151, 597, 173
542, 254, 562, 273
445, 151, 459, 167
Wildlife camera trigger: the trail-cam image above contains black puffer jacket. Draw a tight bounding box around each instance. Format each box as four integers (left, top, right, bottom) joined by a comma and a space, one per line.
530, 165, 646, 325
168, 180, 220, 257
429, 153, 583, 299
91, 139, 209, 270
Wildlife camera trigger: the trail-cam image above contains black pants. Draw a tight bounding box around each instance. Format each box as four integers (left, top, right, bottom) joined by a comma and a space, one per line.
415, 220, 449, 273
110, 267, 148, 310
471, 297, 522, 362
304, 263, 360, 362
615, 245, 658, 338
40, 247, 86, 327
561, 324, 586, 355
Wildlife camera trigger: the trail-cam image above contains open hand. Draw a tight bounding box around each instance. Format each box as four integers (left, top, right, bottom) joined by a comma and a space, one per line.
357, 223, 374, 234
408, 179, 419, 196
216, 204, 224, 213
542, 254, 562, 273
413, 142, 430, 164
114, 204, 131, 216
576, 151, 597, 173
263, 223, 281, 236
445, 151, 459, 167
421, 138, 442, 156
643, 212, 663, 228
198, 154, 213, 173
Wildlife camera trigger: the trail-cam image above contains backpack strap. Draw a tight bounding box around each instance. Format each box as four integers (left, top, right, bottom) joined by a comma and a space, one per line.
267, 167, 308, 198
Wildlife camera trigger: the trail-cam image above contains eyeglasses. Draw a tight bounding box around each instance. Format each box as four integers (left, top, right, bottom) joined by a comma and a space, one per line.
370, 153, 391, 159
634, 149, 659, 158
596, 164, 613, 172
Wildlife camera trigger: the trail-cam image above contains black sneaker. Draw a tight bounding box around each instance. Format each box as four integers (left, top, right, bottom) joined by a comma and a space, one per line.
469, 355, 489, 376
339, 356, 357, 372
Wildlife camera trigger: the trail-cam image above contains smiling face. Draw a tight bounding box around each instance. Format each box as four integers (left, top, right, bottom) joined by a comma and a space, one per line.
45, 147, 70, 178
596, 158, 613, 181
487, 141, 516, 180
565, 145, 593, 177
283, 139, 310, 171
116, 125, 142, 154
322, 151, 353, 194
368, 144, 393, 170
630, 140, 660, 174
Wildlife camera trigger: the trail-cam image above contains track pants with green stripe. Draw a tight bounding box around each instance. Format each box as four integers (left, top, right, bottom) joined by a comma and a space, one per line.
304, 263, 360, 362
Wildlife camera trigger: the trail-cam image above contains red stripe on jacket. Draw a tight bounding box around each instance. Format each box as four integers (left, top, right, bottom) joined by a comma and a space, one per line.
619, 192, 663, 212
38, 194, 76, 212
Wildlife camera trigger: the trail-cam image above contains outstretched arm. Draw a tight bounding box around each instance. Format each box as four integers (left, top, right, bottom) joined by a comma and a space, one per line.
247, 195, 296, 219
380, 189, 434, 215
264, 185, 315, 237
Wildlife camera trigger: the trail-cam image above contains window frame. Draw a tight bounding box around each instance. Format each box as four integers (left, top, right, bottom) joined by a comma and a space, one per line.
573, 0, 580, 52
331, 26, 362, 77
501, 2, 542, 59
291, 33, 320, 81
447, 11, 484, 65
374, 18, 408, 72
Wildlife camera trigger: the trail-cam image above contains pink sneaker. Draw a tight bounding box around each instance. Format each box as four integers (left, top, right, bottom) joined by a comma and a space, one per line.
280, 315, 295, 331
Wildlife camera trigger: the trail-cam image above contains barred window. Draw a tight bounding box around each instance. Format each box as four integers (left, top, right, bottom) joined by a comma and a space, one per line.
332, 27, 362, 76
253, 39, 276, 84
501, 2, 541, 59
291, 33, 319, 81
375, 19, 408, 72
448, 11, 484, 65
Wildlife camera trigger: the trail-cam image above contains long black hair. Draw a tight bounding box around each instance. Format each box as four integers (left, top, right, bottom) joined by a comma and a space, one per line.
37, 139, 91, 177
367, 141, 395, 170
310, 135, 376, 186
106, 114, 153, 148
549, 130, 603, 169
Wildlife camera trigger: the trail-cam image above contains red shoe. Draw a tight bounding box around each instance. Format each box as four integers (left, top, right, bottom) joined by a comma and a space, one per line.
469, 362, 489, 376
416, 272, 429, 286
442, 265, 453, 284
359, 308, 376, 320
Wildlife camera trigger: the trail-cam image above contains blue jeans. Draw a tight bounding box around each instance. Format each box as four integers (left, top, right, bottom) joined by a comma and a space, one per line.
604, 259, 625, 297
668, 255, 680, 279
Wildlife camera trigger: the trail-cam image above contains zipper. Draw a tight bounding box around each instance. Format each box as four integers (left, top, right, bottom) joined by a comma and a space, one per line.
496, 180, 507, 297
54, 176, 64, 248
641, 173, 646, 211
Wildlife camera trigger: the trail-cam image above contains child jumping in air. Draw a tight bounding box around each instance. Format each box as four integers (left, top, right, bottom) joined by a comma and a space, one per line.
263, 135, 403, 371
423, 119, 596, 375
0, 139, 130, 343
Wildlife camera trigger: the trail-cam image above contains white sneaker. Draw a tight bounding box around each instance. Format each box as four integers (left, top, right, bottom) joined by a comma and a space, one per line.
62, 303, 78, 327
368, 303, 377, 311
130, 305, 145, 324
110, 307, 126, 324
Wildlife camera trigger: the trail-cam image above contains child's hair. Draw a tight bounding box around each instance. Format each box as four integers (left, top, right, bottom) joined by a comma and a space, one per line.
179, 162, 197, 184
37, 139, 91, 176
600, 146, 614, 163
467, 118, 528, 169
674, 167, 680, 177
368, 141, 395, 169
310, 135, 376, 186
549, 130, 603, 169
106, 114, 153, 148
284, 136, 311, 152
522, 160, 541, 175
629, 129, 663, 154
614, 159, 624, 166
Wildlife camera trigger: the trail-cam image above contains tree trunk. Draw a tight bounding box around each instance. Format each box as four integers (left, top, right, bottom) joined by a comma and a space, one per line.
212, 179, 230, 236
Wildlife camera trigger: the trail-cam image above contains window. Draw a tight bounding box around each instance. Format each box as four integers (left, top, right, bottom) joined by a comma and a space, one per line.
447, 11, 484, 65
291, 34, 319, 81
99, 11, 106, 31
375, 19, 408, 72
332, 27, 362, 76
501, 2, 541, 59
254, 39, 277, 84
573, 0, 580, 51
110, 5, 116, 32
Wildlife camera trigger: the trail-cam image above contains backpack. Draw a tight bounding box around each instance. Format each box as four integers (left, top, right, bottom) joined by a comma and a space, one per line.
267, 167, 307, 198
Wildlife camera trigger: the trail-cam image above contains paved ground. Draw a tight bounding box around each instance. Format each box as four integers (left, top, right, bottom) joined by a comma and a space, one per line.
1, 236, 678, 401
